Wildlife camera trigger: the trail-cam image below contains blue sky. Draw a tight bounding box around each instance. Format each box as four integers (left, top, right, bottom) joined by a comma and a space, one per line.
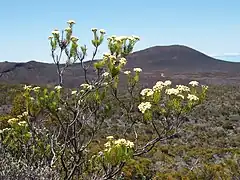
0, 0, 240, 62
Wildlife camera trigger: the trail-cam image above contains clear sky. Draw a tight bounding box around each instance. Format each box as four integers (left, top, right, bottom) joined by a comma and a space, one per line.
0, 0, 240, 63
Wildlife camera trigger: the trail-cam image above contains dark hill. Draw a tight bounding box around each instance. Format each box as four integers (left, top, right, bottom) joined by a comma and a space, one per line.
126, 45, 240, 72
1, 45, 240, 87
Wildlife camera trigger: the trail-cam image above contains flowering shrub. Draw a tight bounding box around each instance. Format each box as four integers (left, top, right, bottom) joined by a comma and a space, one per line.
0, 20, 208, 179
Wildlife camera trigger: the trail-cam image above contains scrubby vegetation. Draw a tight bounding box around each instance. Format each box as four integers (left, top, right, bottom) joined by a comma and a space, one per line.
0, 20, 239, 179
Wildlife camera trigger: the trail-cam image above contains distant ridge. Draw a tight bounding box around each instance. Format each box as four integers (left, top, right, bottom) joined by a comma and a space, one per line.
1, 45, 240, 87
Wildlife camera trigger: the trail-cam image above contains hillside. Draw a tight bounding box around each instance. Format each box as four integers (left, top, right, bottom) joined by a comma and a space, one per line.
1, 45, 240, 87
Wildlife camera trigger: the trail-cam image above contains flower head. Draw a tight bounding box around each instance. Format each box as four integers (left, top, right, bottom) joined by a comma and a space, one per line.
119, 57, 127, 65
103, 52, 111, 57
124, 71, 131, 75
71, 90, 77, 95
164, 80, 172, 86
52, 29, 59, 35
176, 85, 190, 92
24, 85, 32, 90
8, 118, 19, 125
106, 136, 114, 140
138, 102, 152, 113
55, 85, 62, 90
99, 29, 106, 34
133, 68, 142, 73
67, 20, 76, 25
153, 81, 164, 91
140, 88, 154, 97
80, 83, 93, 90
91, 28, 98, 32
18, 121, 27, 127
165, 88, 179, 96
177, 94, 185, 99
189, 81, 199, 87
102, 72, 110, 77
132, 35, 140, 41
33, 86, 40, 92
187, 94, 199, 101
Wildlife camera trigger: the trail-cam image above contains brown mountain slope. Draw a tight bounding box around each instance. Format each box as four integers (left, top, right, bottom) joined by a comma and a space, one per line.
126, 45, 240, 72
1, 45, 240, 87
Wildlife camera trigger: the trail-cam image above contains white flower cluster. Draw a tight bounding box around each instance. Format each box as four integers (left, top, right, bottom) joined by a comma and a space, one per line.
102, 72, 110, 77
33, 86, 40, 92
67, 20, 75, 25
189, 81, 199, 87
133, 68, 142, 73
176, 85, 190, 92
104, 136, 134, 149
107, 35, 140, 42
55, 85, 62, 90
71, 90, 77, 95
165, 88, 180, 96
119, 57, 127, 65
7, 118, 18, 125
138, 102, 152, 113
124, 71, 131, 75
187, 94, 199, 101
153, 81, 164, 91
80, 83, 94, 90
140, 88, 154, 97
164, 80, 172, 86
18, 121, 28, 127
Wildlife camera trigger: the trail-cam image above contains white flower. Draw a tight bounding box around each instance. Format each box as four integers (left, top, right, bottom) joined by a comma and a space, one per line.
8, 118, 18, 124
176, 85, 190, 92
102, 72, 110, 77
17, 115, 23, 119
67, 20, 75, 25
80, 83, 94, 90
189, 81, 199, 87
91, 28, 98, 32
52, 29, 59, 35
65, 27, 72, 32
24, 85, 32, 90
153, 81, 164, 91
103, 52, 111, 57
103, 82, 108, 86
164, 80, 172, 86
187, 94, 199, 101
48, 36, 53, 40
202, 85, 208, 90
22, 112, 28, 116
124, 71, 131, 75
138, 102, 152, 113
106, 136, 114, 140
55, 85, 62, 90
127, 141, 134, 148
165, 88, 179, 96
132, 35, 140, 41
140, 88, 154, 97
18, 121, 27, 127
133, 68, 142, 73
177, 94, 184, 99
104, 141, 111, 147
99, 29, 106, 34
71, 36, 79, 42
119, 57, 127, 65
71, 90, 77, 95
33, 86, 40, 91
